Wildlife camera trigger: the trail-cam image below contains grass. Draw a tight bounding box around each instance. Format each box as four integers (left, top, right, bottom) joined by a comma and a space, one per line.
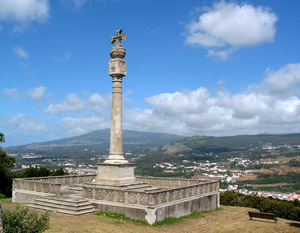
96, 211, 149, 226
2, 199, 300, 233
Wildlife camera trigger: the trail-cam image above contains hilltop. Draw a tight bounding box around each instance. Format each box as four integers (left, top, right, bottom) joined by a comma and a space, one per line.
1, 199, 299, 233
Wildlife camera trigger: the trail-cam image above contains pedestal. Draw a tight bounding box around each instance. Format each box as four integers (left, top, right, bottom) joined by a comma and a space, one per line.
95, 163, 136, 185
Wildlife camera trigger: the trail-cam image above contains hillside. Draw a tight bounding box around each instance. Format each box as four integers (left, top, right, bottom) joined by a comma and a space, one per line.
163, 133, 300, 154
5, 129, 186, 157
1, 199, 299, 233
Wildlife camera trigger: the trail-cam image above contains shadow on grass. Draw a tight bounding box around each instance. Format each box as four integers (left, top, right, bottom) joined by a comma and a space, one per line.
153, 208, 221, 226
288, 222, 300, 228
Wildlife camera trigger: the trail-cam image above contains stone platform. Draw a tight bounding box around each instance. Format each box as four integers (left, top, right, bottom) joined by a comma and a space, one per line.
13, 174, 219, 224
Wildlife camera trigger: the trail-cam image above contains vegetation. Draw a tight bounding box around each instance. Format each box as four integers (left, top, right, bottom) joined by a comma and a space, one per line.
236, 172, 300, 185
220, 191, 300, 221
2, 206, 49, 233
0, 133, 16, 197
245, 184, 300, 193
17, 167, 66, 178
289, 159, 300, 167
134, 153, 195, 178
0, 133, 67, 197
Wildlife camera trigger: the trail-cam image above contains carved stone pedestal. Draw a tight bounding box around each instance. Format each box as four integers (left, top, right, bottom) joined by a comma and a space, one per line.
95, 163, 136, 185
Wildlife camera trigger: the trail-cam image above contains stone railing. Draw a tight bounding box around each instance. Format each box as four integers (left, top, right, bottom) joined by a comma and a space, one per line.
19, 174, 96, 185
13, 179, 61, 194
13, 174, 96, 194
82, 179, 219, 207
136, 176, 205, 188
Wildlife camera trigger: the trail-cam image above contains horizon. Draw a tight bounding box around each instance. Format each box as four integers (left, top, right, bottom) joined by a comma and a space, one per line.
4, 128, 300, 148
1, 0, 300, 146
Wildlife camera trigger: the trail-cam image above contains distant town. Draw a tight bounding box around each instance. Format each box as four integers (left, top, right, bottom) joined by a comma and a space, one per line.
8, 141, 300, 201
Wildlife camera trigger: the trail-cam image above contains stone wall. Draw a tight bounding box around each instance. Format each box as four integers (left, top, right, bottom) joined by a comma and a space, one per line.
83, 179, 219, 207
13, 174, 96, 195
13, 179, 61, 195
136, 176, 206, 188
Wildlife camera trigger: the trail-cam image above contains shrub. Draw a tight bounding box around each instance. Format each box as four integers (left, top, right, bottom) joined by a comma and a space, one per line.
2, 206, 49, 233
221, 191, 300, 221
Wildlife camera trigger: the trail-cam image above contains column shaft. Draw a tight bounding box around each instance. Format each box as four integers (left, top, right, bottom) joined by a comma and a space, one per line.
110, 76, 123, 155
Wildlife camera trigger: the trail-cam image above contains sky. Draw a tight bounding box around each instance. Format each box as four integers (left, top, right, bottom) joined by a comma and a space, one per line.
1, 0, 300, 147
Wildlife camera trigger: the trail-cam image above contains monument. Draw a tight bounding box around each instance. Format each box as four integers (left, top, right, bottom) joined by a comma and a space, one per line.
12, 29, 220, 224
95, 29, 136, 185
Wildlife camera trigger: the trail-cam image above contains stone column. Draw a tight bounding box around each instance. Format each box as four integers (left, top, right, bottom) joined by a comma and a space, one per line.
104, 30, 128, 164
95, 30, 136, 184
108, 75, 124, 161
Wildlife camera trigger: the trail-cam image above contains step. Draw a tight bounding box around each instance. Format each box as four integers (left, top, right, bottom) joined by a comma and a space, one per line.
33, 200, 95, 211
34, 198, 89, 207
26, 204, 97, 216
41, 195, 87, 204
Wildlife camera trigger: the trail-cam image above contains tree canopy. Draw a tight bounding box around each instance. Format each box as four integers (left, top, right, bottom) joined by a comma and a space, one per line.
0, 133, 4, 143
0, 133, 16, 196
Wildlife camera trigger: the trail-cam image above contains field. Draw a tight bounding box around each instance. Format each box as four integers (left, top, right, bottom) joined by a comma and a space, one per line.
1, 199, 300, 233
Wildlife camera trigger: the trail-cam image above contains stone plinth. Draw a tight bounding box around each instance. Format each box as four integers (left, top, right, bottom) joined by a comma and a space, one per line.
83, 177, 220, 224
95, 163, 136, 185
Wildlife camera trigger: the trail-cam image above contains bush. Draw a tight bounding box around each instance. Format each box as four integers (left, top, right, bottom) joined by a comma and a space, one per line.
221, 191, 300, 221
2, 206, 49, 233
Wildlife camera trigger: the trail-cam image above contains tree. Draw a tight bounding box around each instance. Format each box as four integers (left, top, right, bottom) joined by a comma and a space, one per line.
0, 133, 4, 143
2, 206, 49, 233
0, 133, 16, 197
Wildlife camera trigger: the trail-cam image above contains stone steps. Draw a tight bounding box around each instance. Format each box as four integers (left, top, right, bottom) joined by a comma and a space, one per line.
26, 196, 97, 216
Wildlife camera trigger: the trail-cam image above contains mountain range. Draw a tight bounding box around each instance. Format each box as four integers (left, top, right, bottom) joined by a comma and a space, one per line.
5, 129, 185, 157
6, 129, 300, 157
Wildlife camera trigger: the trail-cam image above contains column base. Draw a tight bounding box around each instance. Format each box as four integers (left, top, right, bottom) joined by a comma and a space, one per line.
95, 163, 136, 185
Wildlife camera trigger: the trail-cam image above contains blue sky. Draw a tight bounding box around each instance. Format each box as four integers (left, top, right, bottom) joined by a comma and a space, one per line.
1, 0, 300, 146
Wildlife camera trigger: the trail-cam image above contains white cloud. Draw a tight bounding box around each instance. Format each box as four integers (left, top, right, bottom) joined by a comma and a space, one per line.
44, 93, 110, 114
12, 47, 29, 59
0, 0, 49, 28
27, 86, 47, 100
2, 114, 48, 132
62, 116, 109, 135
262, 64, 300, 97
185, 1, 277, 60
3, 88, 22, 100
123, 63, 300, 136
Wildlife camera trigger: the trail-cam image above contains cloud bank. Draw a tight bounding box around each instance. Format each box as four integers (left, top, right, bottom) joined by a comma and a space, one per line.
39, 63, 300, 137
185, 1, 277, 60
124, 63, 300, 136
